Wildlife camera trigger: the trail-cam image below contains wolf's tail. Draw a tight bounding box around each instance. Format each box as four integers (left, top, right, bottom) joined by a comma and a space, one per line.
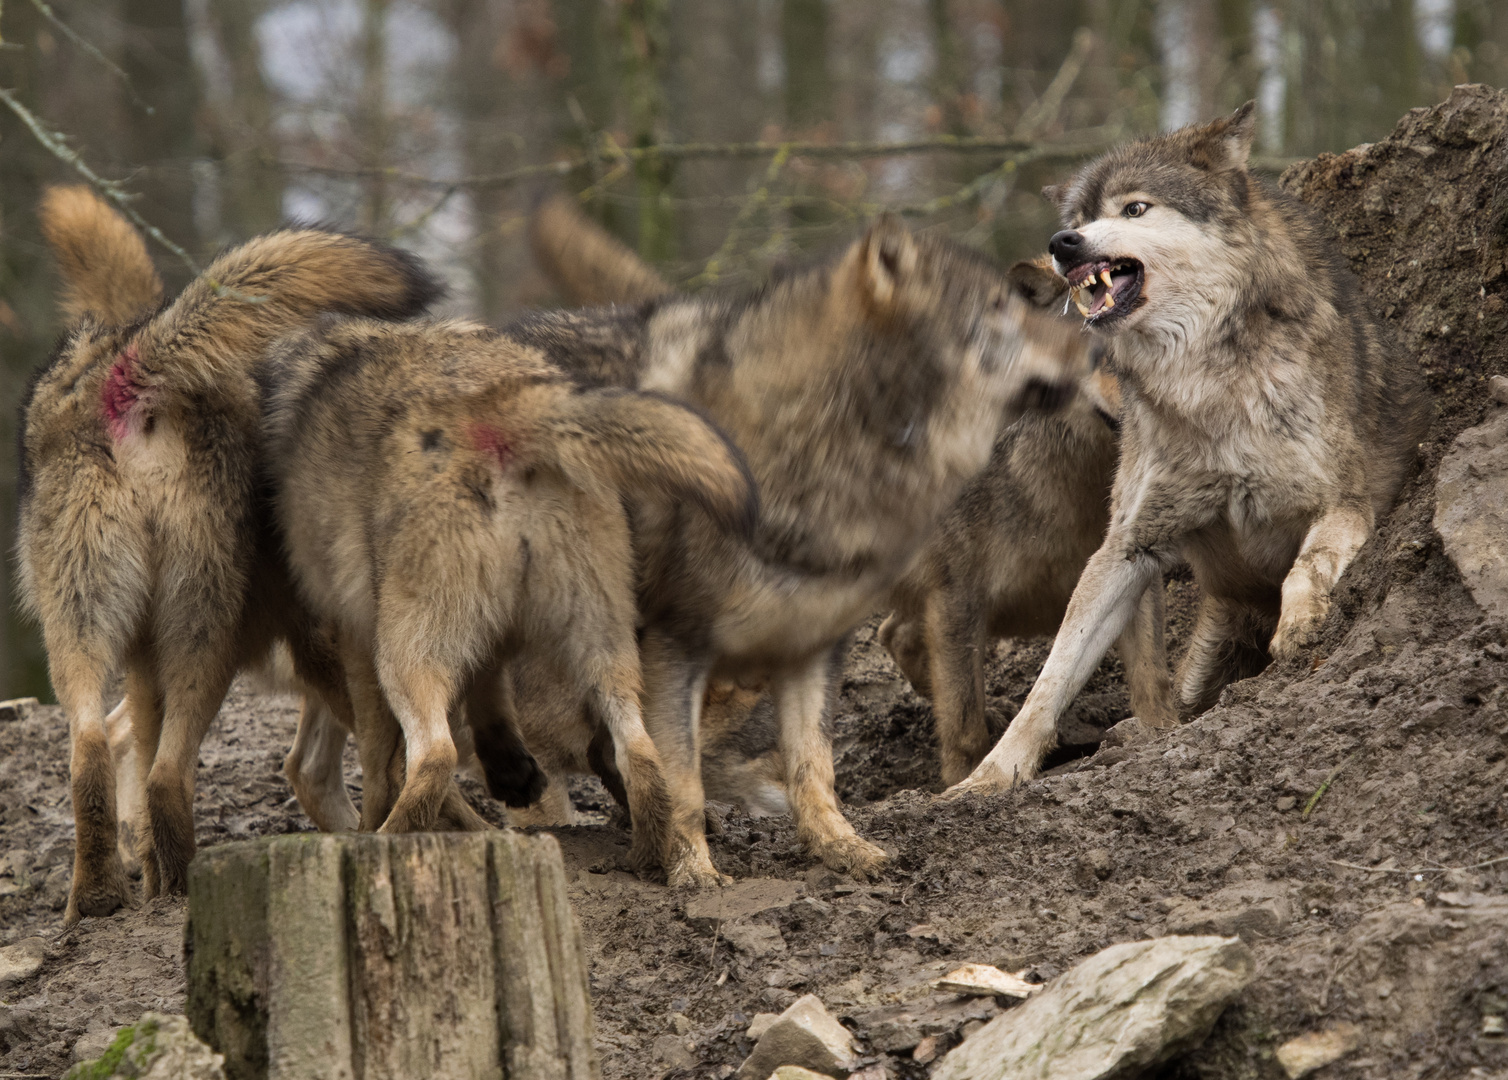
530, 195, 672, 306
39, 186, 165, 325
539, 387, 757, 534
124, 228, 442, 402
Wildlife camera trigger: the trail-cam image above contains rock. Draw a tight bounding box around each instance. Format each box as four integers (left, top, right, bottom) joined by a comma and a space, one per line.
855, 993, 998, 1052
72, 1027, 118, 1063
0, 698, 38, 723
931, 935, 1255, 1080
1275, 1023, 1362, 1079
748, 1013, 782, 1041
1098, 717, 1161, 749
936, 964, 1041, 1000
652, 1032, 697, 1070
724, 919, 788, 957
735, 994, 859, 1079
1491, 374, 1508, 406
686, 878, 804, 930
912, 1035, 940, 1063
1434, 407, 1508, 619
0, 937, 45, 989
1164, 882, 1293, 942
1073, 850, 1114, 888
769, 1069, 836, 1080
64, 1013, 226, 1080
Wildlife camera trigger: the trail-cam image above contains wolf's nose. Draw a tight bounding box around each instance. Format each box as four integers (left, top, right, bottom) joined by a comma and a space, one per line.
1048, 230, 1085, 260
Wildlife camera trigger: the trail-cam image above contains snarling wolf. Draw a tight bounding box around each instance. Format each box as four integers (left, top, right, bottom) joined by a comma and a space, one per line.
949, 103, 1432, 797
19, 187, 439, 921
258, 316, 757, 877
499, 213, 1089, 884
877, 262, 1176, 785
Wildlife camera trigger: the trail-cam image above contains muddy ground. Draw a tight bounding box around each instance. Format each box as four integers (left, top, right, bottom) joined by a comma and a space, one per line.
4, 86, 1508, 1080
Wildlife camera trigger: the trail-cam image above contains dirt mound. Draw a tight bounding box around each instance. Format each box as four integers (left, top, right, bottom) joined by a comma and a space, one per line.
5, 86, 1508, 1080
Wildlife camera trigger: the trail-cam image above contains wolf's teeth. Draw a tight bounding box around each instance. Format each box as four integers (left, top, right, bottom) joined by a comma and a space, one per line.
1102, 289, 1115, 309
1100, 269, 1115, 290
1073, 289, 1091, 318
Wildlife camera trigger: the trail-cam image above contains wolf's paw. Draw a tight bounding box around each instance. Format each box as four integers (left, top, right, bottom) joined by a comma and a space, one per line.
65, 863, 132, 926
940, 758, 1029, 800
813, 834, 889, 881
667, 856, 733, 890
1269, 615, 1321, 661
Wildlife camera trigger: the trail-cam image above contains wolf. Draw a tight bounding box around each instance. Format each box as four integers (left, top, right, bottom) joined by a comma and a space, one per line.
494, 213, 1090, 885
19, 187, 440, 922
948, 103, 1432, 797
258, 315, 757, 876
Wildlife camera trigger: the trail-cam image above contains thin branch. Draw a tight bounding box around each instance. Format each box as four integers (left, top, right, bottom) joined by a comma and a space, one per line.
0, 87, 199, 272
689, 143, 792, 288
25, 0, 154, 114
1013, 27, 1095, 140
1330, 854, 1508, 875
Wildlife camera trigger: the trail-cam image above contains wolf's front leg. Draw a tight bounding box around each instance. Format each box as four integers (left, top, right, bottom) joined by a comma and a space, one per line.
772, 648, 888, 880
946, 542, 1160, 798
1117, 576, 1176, 730
639, 630, 728, 888
1270, 504, 1372, 661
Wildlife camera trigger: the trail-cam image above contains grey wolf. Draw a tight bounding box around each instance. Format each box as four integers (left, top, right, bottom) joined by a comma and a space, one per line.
19, 187, 440, 921
501, 213, 1091, 885
949, 103, 1432, 796
259, 316, 757, 877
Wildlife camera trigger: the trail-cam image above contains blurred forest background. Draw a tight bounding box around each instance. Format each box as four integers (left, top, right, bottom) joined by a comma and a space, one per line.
1, 0, 1505, 700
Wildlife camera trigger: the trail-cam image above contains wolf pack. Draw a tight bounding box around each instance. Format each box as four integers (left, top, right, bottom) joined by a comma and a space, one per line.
18, 103, 1432, 927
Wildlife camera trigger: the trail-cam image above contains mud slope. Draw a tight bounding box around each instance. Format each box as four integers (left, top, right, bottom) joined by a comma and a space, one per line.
4, 86, 1508, 1080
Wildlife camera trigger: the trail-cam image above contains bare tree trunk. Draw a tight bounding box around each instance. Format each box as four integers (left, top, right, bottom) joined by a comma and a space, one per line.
359, 0, 390, 233
781, 0, 831, 134
620, 0, 676, 262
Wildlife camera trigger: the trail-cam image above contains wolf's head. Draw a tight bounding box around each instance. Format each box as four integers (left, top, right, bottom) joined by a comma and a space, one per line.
1042, 102, 1259, 340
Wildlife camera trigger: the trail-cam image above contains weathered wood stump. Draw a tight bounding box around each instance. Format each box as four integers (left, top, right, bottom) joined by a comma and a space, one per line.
185, 832, 599, 1080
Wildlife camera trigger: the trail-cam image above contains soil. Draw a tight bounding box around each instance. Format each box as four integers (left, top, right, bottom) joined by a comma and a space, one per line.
4, 86, 1508, 1080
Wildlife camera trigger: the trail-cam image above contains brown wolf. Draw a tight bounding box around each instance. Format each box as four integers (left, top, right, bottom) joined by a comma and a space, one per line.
949, 103, 1432, 797
498, 214, 1090, 885
259, 316, 757, 877
19, 186, 439, 922
876, 261, 1176, 785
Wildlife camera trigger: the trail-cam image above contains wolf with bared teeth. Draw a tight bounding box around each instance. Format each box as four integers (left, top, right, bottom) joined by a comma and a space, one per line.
948, 102, 1432, 797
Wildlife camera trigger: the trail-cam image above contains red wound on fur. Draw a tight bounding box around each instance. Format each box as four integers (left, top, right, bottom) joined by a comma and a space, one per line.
468, 422, 513, 469
101, 345, 146, 440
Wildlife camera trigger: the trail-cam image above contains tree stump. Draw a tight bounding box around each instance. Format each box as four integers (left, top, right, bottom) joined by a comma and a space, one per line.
185, 832, 599, 1080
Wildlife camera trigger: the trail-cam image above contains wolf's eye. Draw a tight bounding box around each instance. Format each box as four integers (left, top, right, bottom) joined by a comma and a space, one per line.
1123, 201, 1150, 218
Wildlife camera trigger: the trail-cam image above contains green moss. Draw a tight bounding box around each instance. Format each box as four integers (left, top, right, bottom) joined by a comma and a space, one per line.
62, 1016, 161, 1080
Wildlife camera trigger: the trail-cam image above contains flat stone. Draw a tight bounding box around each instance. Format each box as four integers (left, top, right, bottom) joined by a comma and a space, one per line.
64, 1013, 226, 1080
856, 992, 999, 1052
936, 963, 1041, 1000
724, 919, 788, 957
72, 1027, 118, 1064
736, 994, 858, 1079
0, 698, 38, 723
1435, 408, 1508, 618
687, 878, 804, 929
1275, 1023, 1362, 1079
1164, 882, 1293, 943
769, 1069, 836, 1080
652, 1033, 697, 1070
0, 937, 45, 989
931, 935, 1255, 1080
748, 1013, 781, 1041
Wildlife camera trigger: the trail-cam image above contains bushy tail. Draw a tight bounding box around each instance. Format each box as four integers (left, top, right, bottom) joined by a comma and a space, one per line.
530, 195, 672, 306
38, 186, 165, 325
541, 387, 757, 534
129, 228, 443, 399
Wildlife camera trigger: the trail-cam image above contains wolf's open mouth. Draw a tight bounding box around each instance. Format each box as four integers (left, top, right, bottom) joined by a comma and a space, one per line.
1063, 259, 1143, 324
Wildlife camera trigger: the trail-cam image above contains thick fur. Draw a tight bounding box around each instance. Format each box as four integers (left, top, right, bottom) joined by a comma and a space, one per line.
18, 186, 440, 921
500, 215, 1089, 885
876, 261, 1176, 785
529, 194, 674, 306
260, 317, 757, 876
950, 104, 1433, 796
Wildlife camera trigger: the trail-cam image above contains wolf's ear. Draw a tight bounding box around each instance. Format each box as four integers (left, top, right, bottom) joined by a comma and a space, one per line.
860, 214, 919, 309
1006, 259, 1068, 310
38, 186, 164, 325
1188, 101, 1257, 172
1040, 183, 1064, 208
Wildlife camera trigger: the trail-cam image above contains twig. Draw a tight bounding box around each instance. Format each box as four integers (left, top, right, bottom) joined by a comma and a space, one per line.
26, 0, 154, 115
1013, 28, 1095, 140
1330, 854, 1508, 875
690, 143, 792, 287
1302, 750, 1359, 820
0, 87, 199, 272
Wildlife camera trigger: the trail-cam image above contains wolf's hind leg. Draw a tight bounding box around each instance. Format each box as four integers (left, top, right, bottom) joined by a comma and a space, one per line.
772, 647, 888, 881
1271, 504, 1372, 660
284, 696, 359, 832
639, 630, 726, 888
584, 674, 673, 877
1116, 576, 1176, 730
923, 592, 993, 786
